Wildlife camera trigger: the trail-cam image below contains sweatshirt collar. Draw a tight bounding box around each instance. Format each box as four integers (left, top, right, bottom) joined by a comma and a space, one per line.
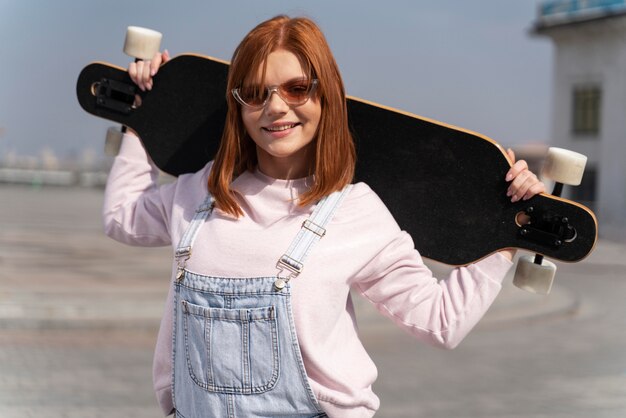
230, 168, 314, 222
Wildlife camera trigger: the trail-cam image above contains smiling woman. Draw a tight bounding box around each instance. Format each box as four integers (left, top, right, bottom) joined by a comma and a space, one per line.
105, 14, 545, 418
239, 50, 322, 181
209, 15, 355, 217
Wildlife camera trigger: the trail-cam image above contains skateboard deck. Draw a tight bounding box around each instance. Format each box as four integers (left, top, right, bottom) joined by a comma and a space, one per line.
76, 54, 597, 266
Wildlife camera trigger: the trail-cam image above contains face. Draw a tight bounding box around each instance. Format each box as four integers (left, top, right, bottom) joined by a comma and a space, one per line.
240, 49, 322, 179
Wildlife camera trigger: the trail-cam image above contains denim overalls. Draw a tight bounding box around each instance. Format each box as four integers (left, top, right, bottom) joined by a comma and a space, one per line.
172, 186, 352, 418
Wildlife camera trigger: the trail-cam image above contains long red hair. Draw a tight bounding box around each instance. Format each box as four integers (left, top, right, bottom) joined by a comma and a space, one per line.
207, 15, 356, 217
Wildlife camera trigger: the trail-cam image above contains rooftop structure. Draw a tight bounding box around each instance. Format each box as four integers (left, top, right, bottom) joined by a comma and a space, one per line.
535, 0, 626, 30
532, 0, 626, 241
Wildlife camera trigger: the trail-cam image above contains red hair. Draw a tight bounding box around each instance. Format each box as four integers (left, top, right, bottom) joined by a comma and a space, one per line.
207, 15, 356, 217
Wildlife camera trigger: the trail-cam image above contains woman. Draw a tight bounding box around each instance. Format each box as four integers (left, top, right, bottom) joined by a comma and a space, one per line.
106, 15, 545, 418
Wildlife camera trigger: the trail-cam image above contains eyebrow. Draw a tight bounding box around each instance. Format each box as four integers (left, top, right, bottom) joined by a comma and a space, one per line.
243, 76, 310, 88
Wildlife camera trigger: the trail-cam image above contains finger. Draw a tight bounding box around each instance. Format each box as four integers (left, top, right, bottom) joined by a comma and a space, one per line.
128, 61, 138, 84
515, 175, 536, 202
505, 159, 528, 182
149, 50, 170, 79
150, 52, 162, 77
506, 148, 515, 164
507, 171, 526, 199
507, 169, 532, 200
522, 181, 546, 201
510, 172, 541, 202
133, 60, 147, 91
142, 59, 153, 91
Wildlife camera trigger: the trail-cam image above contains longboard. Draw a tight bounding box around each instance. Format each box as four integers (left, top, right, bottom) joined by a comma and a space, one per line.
77, 54, 597, 266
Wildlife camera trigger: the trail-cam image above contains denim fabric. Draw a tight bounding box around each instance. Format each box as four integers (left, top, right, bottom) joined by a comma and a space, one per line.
173, 273, 326, 417
170, 188, 350, 417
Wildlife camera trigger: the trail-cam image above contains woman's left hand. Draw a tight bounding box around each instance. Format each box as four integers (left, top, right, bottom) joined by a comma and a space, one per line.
504, 148, 546, 203
499, 148, 546, 261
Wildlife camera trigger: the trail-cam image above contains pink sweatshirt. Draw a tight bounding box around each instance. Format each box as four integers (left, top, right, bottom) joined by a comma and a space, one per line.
103, 134, 513, 417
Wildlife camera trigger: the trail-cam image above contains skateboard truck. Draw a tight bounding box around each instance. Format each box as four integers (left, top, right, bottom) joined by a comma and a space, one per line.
95, 78, 139, 157
513, 148, 587, 295
94, 78, 137, 115
518, 206, 577, 248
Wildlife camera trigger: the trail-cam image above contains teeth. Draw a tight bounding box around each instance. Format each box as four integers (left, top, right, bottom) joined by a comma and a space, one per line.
265, 124, 297, 132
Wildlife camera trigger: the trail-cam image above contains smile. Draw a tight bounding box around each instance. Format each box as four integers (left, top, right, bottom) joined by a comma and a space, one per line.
263, 123, 300, 132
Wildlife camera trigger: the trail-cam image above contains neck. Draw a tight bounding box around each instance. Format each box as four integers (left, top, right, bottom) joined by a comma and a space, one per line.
255, 146, 314, 180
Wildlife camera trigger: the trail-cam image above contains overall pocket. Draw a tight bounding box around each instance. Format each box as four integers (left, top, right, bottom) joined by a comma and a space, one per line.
181, 299, 280, 394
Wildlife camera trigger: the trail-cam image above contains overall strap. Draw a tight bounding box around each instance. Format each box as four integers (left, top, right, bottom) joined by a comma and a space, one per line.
175, 194, 215, 279
274, 184, 353, 290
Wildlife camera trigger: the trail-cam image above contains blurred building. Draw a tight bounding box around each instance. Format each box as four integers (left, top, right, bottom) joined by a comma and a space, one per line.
533, 0, 626, 241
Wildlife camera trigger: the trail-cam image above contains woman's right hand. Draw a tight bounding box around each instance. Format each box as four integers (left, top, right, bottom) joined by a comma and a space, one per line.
128, 50, 170, 92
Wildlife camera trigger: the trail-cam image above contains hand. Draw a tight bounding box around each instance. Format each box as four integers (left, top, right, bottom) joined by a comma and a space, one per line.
128, 50, 170, 92
504, 148, 546, 203
498, 149, 546, 262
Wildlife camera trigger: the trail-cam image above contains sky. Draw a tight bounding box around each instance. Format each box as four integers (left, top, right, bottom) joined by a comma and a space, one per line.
0, 0, 553, 161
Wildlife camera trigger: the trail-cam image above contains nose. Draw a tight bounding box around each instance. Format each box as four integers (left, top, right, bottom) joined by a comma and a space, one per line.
265, 88, 289, 114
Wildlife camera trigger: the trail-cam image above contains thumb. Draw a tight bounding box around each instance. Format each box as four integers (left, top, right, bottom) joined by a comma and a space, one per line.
506, 147, 516, 164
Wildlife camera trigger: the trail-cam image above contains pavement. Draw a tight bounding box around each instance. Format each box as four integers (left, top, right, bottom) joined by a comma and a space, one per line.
1, 184, 624, 417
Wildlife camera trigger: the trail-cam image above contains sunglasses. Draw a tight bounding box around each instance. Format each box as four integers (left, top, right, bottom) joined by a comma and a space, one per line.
232, 79, 319, 109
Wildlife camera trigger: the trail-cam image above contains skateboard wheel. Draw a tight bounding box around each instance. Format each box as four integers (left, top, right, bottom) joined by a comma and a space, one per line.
124, 26, 162, 60
542, 147, 587, 186
105, 126, 123, 157
513, 255, 556, 295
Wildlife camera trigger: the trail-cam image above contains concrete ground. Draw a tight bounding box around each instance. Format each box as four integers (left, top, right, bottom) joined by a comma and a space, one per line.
1, 185, 625, 417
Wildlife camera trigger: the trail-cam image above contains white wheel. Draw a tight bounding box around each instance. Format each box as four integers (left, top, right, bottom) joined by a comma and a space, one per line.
513, 255, 556, 295
541, 147, 587, 186
105, 126, 123, 157
123, 26, 162, 60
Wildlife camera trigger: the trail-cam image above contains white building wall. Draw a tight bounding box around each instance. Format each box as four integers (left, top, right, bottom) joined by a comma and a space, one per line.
540, 17, 626, 240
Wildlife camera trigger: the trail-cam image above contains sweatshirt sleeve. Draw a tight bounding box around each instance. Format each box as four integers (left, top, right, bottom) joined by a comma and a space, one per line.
102, 133, 175, 247
350, 186, 513, 349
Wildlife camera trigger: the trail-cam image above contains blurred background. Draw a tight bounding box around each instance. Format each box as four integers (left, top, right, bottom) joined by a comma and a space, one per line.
1, 0, 626, 417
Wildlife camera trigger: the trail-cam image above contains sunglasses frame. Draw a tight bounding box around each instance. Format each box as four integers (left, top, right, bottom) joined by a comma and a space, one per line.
231, 79, 319, 109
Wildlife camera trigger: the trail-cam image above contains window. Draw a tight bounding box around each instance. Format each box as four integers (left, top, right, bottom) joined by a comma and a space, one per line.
572, 86, 601, 136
